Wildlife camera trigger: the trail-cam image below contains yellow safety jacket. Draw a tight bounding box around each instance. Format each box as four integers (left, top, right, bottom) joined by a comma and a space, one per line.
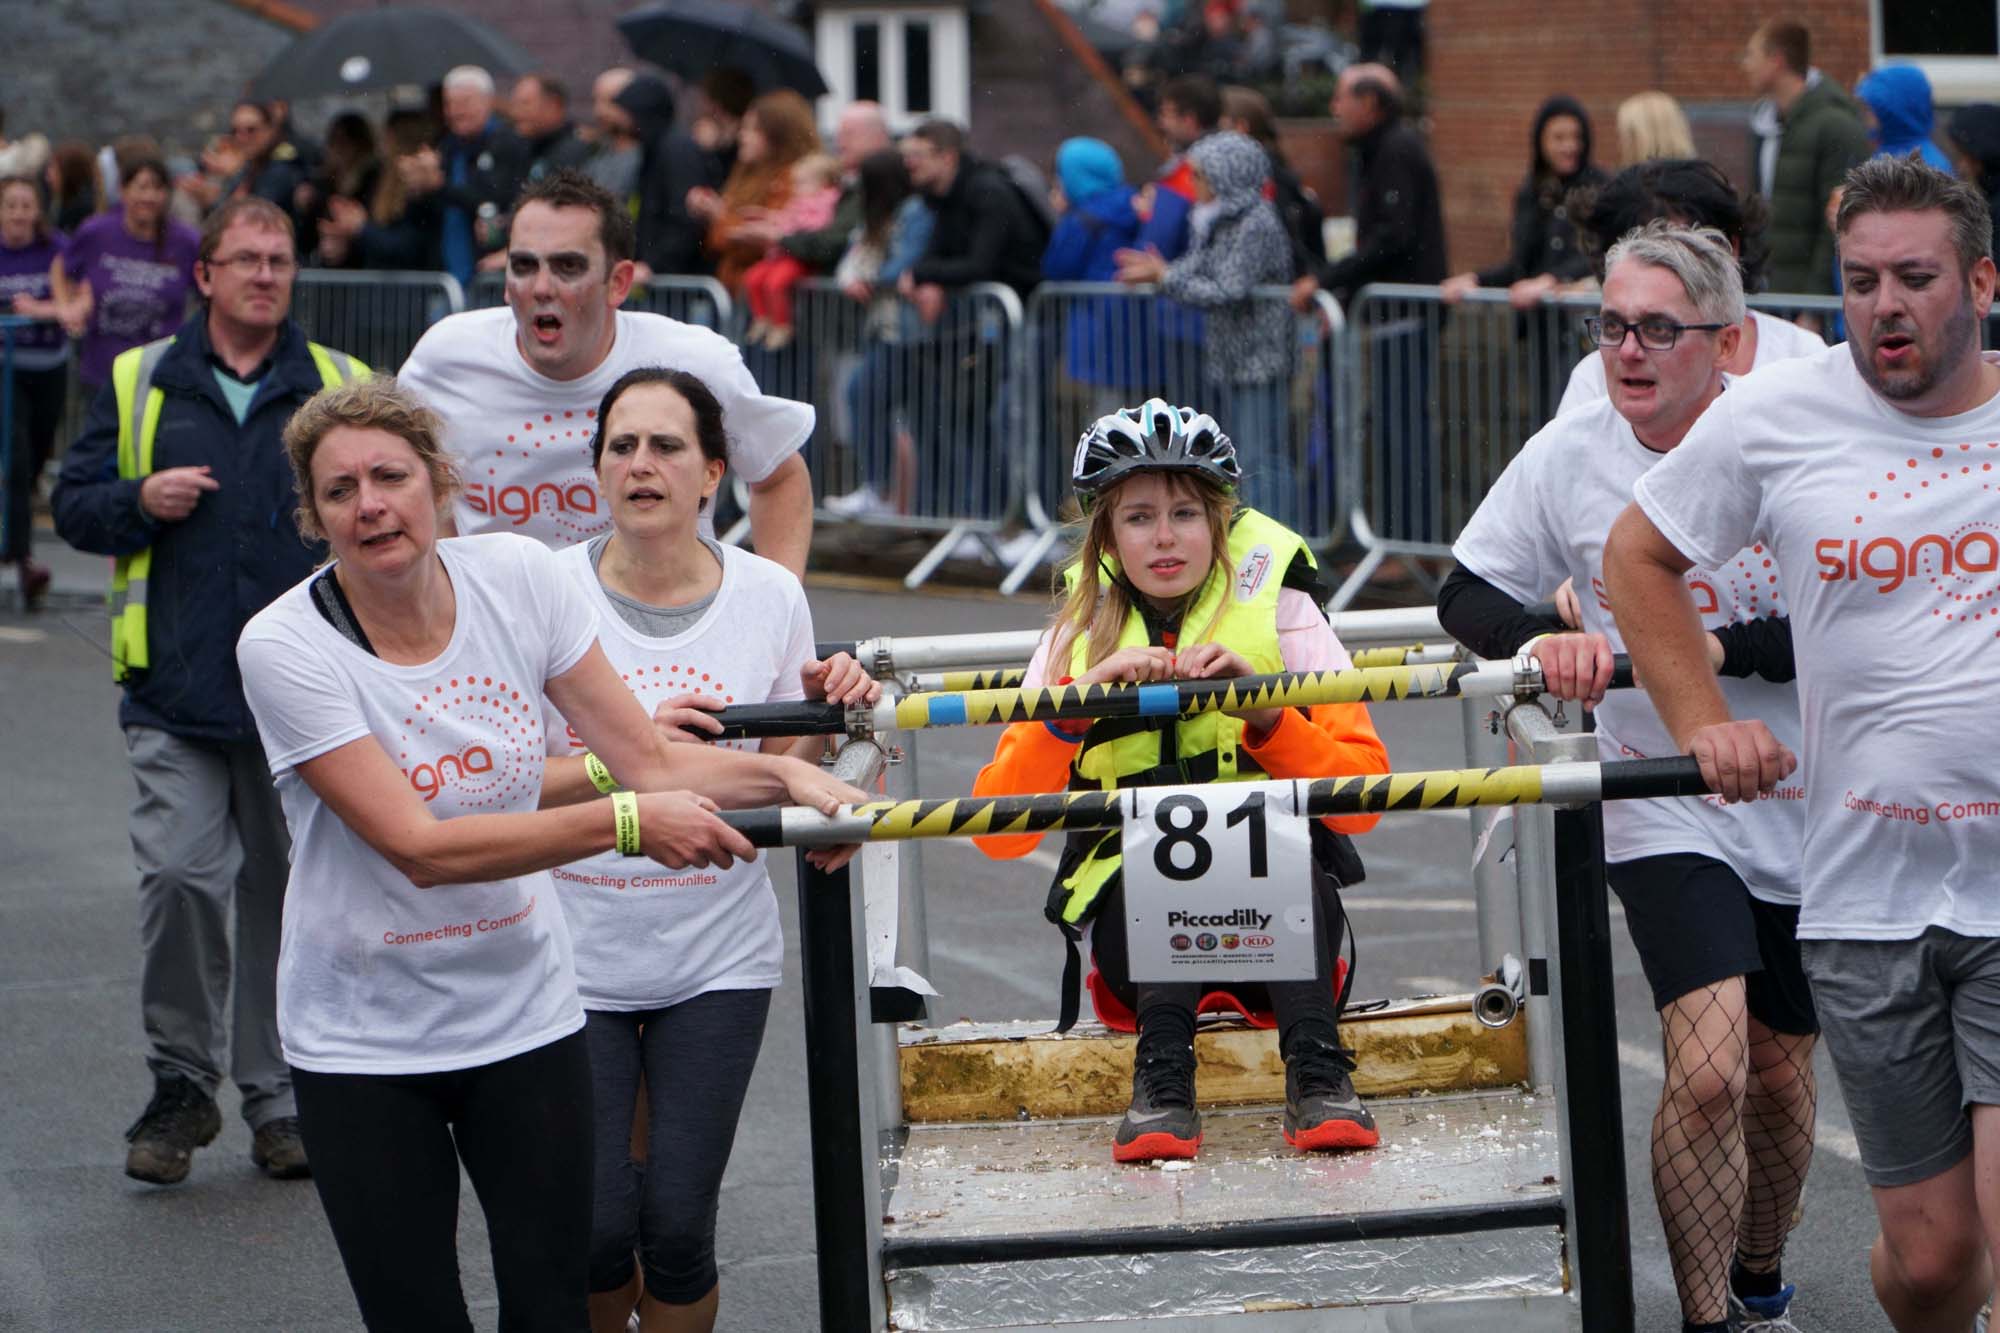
107, 335, 366, 681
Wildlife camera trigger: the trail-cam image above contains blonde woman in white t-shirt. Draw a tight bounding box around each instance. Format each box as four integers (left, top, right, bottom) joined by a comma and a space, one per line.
537, 366, 878, 1333
235, 377, 866, 1333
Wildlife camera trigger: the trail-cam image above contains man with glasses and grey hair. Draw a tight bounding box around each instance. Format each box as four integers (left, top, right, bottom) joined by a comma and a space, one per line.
1610, 155, 2000, 1333
1439, 221, 1818, 1333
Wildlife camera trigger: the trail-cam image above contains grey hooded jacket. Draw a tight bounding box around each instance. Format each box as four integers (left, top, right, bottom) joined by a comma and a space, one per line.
1159, 131, 1295, 385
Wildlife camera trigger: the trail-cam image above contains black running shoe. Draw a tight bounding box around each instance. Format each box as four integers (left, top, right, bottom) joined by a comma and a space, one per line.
1113, 1037, 1201, 1163
1283, 1040, 1379, 1152
124, 1074, 222, 1185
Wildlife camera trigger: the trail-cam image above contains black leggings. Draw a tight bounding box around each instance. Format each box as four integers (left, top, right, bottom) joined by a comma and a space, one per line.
1094, 872, 1347, 1052
583, 988, 771, 1301
2, 364, 66, 562
291, 1031, 593, 1333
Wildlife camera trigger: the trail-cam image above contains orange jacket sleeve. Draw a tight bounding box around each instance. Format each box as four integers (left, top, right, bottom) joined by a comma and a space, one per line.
970, 720, 1081, 859
1242, 701, 1390, 836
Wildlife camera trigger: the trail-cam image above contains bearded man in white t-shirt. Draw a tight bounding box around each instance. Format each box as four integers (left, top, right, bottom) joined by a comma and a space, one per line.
399, 170, 815, 573
1609, 156, 2000, 1333
1441, 222, 1815, 1333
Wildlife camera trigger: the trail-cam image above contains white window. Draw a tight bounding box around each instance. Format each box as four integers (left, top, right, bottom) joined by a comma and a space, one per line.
815, 7, 971, 134
1870, 0, 2000, 105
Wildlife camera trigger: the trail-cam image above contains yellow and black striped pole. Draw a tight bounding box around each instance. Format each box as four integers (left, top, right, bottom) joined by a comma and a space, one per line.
709, 656, 1633, 740
899, 643, 1462, 694
722, 756, 1704, 847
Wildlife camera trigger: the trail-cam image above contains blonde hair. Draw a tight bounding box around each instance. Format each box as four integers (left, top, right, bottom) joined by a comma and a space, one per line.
283, 377, 461, 541
1617, 92, 1695, 164
1050, 473, 1235, 672
792, 152, 841, 191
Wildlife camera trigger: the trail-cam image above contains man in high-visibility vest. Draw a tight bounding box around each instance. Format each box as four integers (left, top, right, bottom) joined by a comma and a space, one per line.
52, 197, 366, 1187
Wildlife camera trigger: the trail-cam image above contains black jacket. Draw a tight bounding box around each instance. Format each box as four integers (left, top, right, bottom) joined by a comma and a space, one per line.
910, 156, 1044, 296
52, 315, 342, 741
1477, 95, 1603, 288
436, 119, 530, 257
522, 123, 593, 184
1314, 117, 1447, 303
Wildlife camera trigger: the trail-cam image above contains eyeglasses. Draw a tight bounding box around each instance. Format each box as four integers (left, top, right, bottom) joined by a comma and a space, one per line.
1584, 314, 1729, 352
209, 252, 297, 276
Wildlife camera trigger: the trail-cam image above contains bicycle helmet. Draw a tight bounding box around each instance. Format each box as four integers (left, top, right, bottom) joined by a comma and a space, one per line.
1071, 398, 1241, 506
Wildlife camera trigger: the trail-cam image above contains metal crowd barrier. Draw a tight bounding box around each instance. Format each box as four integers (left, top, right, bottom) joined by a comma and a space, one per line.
1014, 281, 1348, 594
758, 278, 1023, 588
464, 270, 733, 332
290, 269, 465, 372
1333, 284, 1846, 609
766, 610, 1670, 1330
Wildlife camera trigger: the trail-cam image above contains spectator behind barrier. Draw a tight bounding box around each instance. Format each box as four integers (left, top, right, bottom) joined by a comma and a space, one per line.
416, 65, 530, 287
1139, 74, 1222, 262
1616, 92, 1696, 164
511, 73, 593, 186
773, 102, 891, 281
1042, 137, 1143, 418
1222, 85, 1326, 270
617, 72, 705, 278
296, 112, 383, 266
1741, 18, 1870, 296
1854, 65, 1953, 173
825, 149, 937, 521
582, 67, 643, 203
315, 108, 444, 272
1115, 132, 1294, 513
901, 119, 1045, 305
740, 152, 843, 349
1440, 95, 1604, 309
688, 89, 820, 295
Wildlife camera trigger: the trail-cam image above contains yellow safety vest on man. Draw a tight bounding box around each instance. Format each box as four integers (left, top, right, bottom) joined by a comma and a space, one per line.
106, 336, 366, 681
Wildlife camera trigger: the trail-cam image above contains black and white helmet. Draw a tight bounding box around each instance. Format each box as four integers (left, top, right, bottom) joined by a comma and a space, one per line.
1070, 399, 1241, 504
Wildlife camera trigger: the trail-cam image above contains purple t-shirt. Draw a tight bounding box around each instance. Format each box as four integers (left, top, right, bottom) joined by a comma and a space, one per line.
0, 233, 67, 369
63, 213, 199, 385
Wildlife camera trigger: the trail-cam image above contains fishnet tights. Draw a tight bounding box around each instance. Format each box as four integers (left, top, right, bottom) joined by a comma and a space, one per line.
1651, 980, 1818, 1325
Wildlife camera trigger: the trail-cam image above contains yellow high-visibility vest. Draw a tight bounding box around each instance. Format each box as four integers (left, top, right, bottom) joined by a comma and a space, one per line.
107, 336, 368, 681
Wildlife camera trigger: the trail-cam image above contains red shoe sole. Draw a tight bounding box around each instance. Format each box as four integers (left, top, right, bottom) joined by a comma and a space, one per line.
1113, 1131, 1202, 1163
1285, 1121, 1380, 1152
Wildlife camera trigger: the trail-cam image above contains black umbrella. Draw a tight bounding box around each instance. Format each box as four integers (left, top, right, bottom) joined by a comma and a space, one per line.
246, 7, 535, 101
618, 1, 829, 99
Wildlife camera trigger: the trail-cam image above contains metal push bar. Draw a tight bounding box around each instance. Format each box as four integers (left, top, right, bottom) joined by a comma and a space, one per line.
709, 655, 1635, 740
724, 755, 1704, 848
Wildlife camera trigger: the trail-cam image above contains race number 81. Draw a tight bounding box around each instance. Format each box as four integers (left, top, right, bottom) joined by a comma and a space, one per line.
1151, 791, 1270, 880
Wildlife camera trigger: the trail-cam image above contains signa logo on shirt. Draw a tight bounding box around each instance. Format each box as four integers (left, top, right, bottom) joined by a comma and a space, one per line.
464, 480, 601, 528
1814, 447, 2000, 613
405, 744, 495, 801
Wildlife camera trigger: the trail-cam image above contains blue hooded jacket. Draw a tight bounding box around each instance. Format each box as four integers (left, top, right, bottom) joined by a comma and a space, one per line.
1043, 138, 1139, 282
1856, 65, 1952, 171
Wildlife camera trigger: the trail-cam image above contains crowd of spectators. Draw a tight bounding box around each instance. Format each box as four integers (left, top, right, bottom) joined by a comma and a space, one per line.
3, 20, 1998, 562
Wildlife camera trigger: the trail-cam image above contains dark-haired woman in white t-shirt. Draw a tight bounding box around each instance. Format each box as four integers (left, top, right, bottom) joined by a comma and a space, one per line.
539, 365, 877, 1333
235, 376, 865, 1333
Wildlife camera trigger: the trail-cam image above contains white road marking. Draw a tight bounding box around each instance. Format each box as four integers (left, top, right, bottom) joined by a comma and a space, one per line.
0, 626, 47, 644
1342, 896, 1475, 913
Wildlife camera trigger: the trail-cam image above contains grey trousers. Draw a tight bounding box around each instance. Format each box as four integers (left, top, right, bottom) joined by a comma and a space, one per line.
125, 726, 293, 1127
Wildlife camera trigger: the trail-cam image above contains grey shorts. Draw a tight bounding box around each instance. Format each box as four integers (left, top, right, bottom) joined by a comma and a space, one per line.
1801, 929, 2000, 1188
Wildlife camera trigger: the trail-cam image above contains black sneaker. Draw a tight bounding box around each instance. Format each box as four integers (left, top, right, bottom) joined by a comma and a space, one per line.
1283, 1040, 1379, 1152
124, 1074, 222, 1185
250, 1116, 311, 1180
1113, 1037, 1201, 1163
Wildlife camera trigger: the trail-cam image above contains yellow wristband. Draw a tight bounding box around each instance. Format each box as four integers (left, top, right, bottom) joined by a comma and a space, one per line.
611, 791, 641, 856
584, 751, 618, 794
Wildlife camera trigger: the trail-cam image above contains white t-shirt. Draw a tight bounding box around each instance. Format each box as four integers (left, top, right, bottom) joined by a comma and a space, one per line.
399, 307, 814, 547
544, 541, 815, 1010
1635, 345, 2000, 939
1454, 393, 1806, 903
1557, 310, 1827, 416
237, 533, 598, 1073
